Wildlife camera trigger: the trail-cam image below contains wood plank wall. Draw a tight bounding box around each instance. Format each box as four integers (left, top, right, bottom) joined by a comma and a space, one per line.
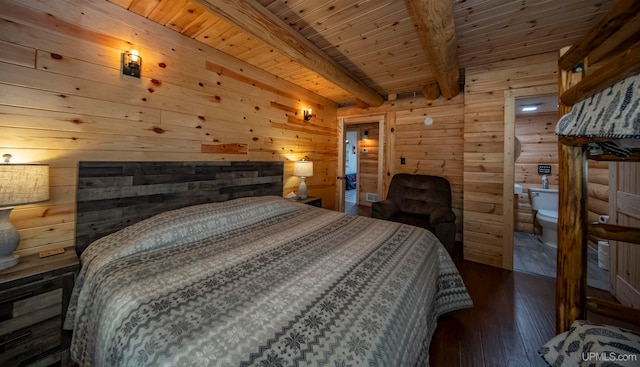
339, 95, 465, 241
0, 0, 338, 257
464, 53, 558, 267
514, 111, 559, 233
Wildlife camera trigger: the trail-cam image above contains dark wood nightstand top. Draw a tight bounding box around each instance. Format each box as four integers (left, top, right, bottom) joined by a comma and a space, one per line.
0, 248, 79, 290
288, 196, 322, 207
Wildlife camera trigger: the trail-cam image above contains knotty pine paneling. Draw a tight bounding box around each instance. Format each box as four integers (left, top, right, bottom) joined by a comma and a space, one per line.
464, 52, 558, 268
514, 111, 558, 233
0, 0, 337, 257
339, 95, 465, 241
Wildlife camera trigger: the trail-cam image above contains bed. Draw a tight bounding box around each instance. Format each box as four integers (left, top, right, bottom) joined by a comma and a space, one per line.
64, 161, 472, 367
553, 0, 640, 334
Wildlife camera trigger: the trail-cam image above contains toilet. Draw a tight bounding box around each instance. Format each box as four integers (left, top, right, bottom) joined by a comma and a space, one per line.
528, 188, 559, 248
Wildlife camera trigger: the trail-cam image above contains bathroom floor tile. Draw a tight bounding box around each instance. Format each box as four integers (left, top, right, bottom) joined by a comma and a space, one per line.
513, 231, 610, 291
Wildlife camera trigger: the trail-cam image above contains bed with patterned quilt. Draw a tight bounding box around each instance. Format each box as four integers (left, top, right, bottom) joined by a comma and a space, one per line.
64, 196, 472, 367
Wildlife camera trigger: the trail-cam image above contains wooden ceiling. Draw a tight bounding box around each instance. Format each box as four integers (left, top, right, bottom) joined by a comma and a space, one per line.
108, 0, 616, 106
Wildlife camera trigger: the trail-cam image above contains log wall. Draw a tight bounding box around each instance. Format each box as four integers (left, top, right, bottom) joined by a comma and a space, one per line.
0, 0, 338, 257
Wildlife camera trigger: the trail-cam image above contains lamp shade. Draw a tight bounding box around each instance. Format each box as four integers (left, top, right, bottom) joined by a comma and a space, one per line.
293, 160, 313, 178
0, 164, 49, 207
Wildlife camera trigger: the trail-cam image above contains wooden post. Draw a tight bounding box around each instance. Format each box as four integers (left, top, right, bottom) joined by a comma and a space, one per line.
556, 142, 588, 333
556, 44, 588, 333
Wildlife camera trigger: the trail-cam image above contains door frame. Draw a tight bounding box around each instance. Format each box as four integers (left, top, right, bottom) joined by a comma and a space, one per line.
337, 115, 385, 213
503, 85, 557, 270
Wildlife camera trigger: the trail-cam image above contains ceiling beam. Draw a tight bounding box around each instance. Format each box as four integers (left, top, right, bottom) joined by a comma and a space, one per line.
422, 82, 441, 100
404, 0, 460, 98
195, 0, 384, 107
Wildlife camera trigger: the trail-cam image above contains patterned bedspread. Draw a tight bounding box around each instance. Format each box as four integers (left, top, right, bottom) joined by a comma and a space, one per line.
65, 196, 472, 367
556, 73, 640, 157
556, 73, 639, 140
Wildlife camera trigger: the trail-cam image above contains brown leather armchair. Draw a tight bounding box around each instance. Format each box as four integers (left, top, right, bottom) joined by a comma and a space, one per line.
372, 174, 456, 253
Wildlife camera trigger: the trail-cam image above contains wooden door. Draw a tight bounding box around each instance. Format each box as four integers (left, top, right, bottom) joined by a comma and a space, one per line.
608, 161, 640, 308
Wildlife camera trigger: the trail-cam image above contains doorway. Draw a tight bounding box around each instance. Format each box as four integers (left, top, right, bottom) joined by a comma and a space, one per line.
504, 88, 610, 291
510, 93, 560, 279
344, 129, 359, 212
337, 116, 385, 215
503, 86, 557, 270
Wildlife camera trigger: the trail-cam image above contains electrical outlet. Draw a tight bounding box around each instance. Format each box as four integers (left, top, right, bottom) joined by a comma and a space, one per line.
400, 157, 405, 165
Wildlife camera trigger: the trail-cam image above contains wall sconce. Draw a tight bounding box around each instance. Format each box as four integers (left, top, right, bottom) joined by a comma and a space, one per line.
0, 154, 49, 270
303, 108, 312, 121
362, 130, 369, 140
122, 49, 142, 78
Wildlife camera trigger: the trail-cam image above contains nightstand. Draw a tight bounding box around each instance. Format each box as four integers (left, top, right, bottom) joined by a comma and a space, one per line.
290, 196, 322, 207
0, 249, 79, 367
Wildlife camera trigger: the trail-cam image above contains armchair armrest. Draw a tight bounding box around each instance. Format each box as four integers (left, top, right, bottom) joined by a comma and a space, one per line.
371, 200, 400, 220
429, 206, 456, 227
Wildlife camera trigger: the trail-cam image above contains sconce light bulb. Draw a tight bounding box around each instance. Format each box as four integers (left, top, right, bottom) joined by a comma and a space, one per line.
130, 49, 139, 63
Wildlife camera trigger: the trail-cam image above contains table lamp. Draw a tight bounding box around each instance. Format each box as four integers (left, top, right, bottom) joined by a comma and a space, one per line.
0, 154, 49, 270
293, 160, 313, 199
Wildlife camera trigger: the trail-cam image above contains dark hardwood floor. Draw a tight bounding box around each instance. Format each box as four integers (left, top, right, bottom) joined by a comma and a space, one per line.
429, 244, 638, 367
344, 200, 371, 217
429, 253, 554, 367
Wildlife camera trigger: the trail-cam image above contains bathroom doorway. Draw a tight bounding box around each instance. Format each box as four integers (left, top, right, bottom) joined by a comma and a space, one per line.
503, 86, 557, 270
511, 93, 560, 281
505, 89, 609, 290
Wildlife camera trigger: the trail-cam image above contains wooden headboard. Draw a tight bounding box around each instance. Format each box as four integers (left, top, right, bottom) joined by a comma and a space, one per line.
75, 161, 284, 255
